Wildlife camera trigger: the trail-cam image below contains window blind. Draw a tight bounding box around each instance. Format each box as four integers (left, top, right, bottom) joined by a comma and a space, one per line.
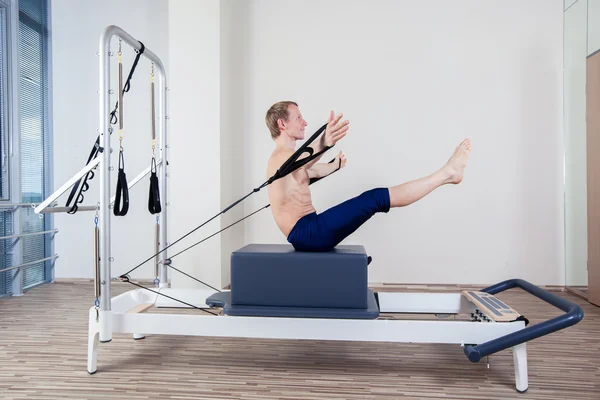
18, 0, 52, 290
0, 5, 8, 200
0, 2, 12, 296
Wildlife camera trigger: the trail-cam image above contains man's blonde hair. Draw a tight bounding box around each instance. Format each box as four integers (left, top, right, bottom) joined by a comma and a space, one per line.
265, 101, 298, 140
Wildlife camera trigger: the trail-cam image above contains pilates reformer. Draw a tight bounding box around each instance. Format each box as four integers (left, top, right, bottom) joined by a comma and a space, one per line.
89, 243, 583, 394
35, 26, 584, 394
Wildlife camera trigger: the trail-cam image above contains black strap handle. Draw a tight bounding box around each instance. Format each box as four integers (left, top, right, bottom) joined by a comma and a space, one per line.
148, 157, 161, 214
113, 151, 129, 216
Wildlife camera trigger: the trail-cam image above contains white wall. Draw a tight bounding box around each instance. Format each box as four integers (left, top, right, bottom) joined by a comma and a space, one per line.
565, 0, 579, 10
51, 0, 169, 280
167, 0, 222, 289
219, 0, 247, 287
50, 0, 567, 288
589, 0, 600, 54
240, 0, 565, 285
563, 0, 600, 287
564, 0, 588, 287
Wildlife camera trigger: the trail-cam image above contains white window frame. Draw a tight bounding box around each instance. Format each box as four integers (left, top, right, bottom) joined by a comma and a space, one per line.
0, 0, 13, 202
0, 0, 22, 297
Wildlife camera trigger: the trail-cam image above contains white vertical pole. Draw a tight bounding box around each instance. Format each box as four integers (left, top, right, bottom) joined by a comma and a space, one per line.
98, 26, 113, 343
157, 59, 168, 288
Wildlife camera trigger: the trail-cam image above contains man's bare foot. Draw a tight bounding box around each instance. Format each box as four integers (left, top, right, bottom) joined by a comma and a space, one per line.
444, 139, 472, 184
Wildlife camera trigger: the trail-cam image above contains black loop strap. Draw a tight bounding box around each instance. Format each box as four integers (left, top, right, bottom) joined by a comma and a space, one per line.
148, 157, 161, 214
113, 150, 129, 216
286, 146, 332, 174
123, 42, 145, 93
275, 123, 326, 177
66, 137, 101, 214
110, 106, 118, 125
268, 123, 331, 185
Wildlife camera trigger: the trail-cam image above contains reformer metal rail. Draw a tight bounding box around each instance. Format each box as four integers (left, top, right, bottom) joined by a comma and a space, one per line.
464, 279, 584, 362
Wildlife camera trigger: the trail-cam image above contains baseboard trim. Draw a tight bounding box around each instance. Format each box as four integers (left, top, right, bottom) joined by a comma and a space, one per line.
565, 286, 588, 301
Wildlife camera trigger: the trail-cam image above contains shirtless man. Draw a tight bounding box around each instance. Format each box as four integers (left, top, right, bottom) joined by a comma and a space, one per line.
265, 101, 471, 252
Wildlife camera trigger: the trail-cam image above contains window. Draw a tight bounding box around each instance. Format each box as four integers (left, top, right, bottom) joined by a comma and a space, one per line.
0, 0, 53, 297
0, 0, 13, 297
18, 0, 53, 290
0, 4, 9, 200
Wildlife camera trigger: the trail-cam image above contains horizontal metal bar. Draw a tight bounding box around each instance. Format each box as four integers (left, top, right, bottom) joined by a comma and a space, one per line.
0, 254, 59, 274
110, 158, 162, 206
38, 206, 97, 214
104, 25, 166, 77
0, 202, 57, 208
0, 229, 59, 241
34, 157, 100, 214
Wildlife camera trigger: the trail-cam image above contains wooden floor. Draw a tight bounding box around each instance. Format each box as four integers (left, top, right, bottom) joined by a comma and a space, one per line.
0, 281, 598, 400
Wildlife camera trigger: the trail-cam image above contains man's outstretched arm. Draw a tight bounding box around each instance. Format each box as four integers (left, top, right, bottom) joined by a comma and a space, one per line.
306, 151, 347, 179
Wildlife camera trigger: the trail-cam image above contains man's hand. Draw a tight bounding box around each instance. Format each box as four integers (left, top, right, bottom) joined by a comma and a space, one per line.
333, 150, 347, 170
324, 110, 349, 147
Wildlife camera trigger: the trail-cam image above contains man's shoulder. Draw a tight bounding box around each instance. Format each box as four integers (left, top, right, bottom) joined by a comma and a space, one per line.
269, 148, 295, 166
267, 148, 296, 177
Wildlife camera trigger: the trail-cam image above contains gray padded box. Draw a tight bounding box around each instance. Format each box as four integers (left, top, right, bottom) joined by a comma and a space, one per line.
230, 244, 370, 309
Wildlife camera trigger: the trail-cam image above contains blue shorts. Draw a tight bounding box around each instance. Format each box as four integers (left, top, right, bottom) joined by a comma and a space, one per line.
287, 188, 391, 252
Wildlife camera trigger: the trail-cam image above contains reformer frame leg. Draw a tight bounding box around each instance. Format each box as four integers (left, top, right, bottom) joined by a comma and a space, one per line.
133, 333, 145, 340
512, 343, 528, 393
87, 307, 100, 374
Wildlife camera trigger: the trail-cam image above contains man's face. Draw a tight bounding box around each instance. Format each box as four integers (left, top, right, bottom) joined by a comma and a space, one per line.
283, 105, 307, 140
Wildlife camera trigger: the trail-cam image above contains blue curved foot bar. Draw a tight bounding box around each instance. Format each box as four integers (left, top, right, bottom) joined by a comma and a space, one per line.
463, 279, 584, 362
